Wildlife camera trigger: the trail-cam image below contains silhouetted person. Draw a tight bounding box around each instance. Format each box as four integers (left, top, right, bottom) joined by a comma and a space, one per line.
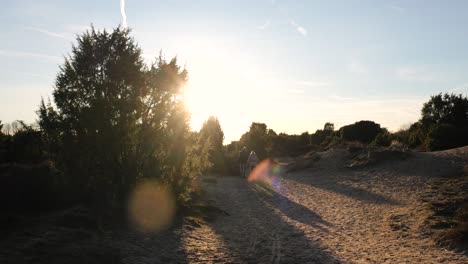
246, 150, 259, 177
239, 147, 249, 177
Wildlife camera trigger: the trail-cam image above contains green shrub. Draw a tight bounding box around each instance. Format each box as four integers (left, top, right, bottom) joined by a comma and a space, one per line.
371, 129, 393, 147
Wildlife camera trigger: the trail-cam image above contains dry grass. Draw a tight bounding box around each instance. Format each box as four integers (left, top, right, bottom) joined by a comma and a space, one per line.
284, 151, 320, 172
422, 170, 468, 253
346, 147, 411, 169
389, 140, 409, 151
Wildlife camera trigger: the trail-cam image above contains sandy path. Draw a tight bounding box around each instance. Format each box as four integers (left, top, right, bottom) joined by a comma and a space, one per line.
196, 177, 340, 264
116, 149, 468, 263
193, 177, 466, 263
179, 151, 467, 263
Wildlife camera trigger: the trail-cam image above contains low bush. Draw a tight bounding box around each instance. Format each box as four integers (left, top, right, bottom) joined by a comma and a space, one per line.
339, 120, 383, 144
425, 124, 468, 151
371, 129, 393, 147
0, 162, 64, 213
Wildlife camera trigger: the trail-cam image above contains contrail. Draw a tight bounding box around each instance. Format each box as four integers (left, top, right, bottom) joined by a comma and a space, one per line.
120, 0, 127, 28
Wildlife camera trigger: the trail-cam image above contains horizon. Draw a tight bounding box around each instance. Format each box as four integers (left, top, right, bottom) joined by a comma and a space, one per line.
2, 1, 468, 143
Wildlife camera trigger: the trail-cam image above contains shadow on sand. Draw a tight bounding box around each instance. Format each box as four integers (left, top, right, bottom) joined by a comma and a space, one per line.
0, 207, 189, 264
206, 177, 343, 263
288, 169, 400, 206
250, 182, 332, 232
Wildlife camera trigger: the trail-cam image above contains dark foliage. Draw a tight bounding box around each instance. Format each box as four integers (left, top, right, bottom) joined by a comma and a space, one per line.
37, 26, 210, 204
0, 162, 62, 212
421, 93, 468, 128
420, 93, 468, 151
425, 124, 468, 151
239, 122, 270, 160
396, 93, 468, 151
223, 141, 241, 175
310, 122, 335, 147
269, 132, 313, 157
372, 128, 393, 147
393, 123, 424, 148
0, 121, 44, 163
339, 120, 383, 144
199, 116, 225, 174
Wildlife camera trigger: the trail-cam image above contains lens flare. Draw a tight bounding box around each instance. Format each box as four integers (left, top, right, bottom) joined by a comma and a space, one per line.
247, 159, 283, 190
128, 180, 176, 233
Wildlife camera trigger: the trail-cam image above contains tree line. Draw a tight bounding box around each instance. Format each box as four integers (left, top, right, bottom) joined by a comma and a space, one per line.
218, 93, 468, 175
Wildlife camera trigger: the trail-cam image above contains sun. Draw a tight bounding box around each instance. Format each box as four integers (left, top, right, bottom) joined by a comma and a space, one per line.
183, 71, 254, 143
184, 83, 209, 131
180, 44, 264, 142
184, 78, 226, 131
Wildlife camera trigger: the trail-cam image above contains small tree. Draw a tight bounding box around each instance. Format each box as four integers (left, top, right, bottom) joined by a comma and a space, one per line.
199, 116, 225, 174
239, 122, 268, 159
421, 93, 468, 128
299, 131, 310, 146
324, 122, 334, 131
419, 93, 468, 150
310, 122, 335, 146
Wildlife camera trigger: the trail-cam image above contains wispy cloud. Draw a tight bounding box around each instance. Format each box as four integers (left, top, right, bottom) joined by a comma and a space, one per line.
269, 0, 307, 36
258, 20, 271, 30
347, 61, 368, 75
24, 26, 72, 41
120, 0, 128, 28
290, 20, 307, 36
0, 49, 61, 63
389, 5, 405, 14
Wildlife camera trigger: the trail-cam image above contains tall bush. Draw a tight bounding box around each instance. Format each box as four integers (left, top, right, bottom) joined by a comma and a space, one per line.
38, 26, 210, 203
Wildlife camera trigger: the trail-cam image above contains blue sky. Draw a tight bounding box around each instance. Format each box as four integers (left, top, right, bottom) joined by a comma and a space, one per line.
1, 0, 468, 142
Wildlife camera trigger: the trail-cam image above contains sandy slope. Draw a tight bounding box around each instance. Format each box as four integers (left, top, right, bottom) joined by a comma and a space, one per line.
169, 147, 468, 263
